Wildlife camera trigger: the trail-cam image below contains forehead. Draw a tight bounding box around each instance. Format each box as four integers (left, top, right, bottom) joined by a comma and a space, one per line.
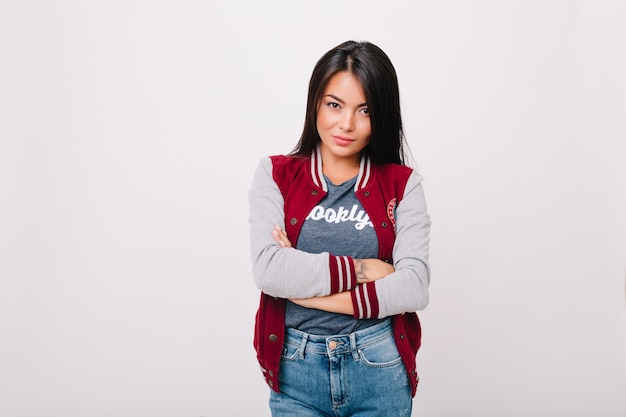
323, 71, 366, 101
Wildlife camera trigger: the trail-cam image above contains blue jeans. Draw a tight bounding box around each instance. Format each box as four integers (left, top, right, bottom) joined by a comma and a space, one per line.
269, 319, 412, 417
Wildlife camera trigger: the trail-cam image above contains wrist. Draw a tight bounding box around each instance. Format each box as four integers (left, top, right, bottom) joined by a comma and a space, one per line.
354, 258, 370, 284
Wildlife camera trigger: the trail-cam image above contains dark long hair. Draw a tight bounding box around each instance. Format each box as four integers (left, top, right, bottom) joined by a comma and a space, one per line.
290, 40, 410, 166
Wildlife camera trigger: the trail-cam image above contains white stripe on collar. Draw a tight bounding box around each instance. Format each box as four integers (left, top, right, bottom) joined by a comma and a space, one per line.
311, 146, 327, 192
310, 146, 371, 192
355, 154, 371, 191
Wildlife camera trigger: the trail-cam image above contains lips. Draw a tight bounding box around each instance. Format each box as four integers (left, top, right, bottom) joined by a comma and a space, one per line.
332, 135, 354, 146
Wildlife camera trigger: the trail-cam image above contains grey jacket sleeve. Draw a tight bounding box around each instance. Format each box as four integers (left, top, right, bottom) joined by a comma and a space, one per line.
248, 157, 338, 298
375, 171, 431, 316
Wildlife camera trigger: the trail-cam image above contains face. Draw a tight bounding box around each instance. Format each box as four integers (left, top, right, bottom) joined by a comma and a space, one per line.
316, 71, 371, 164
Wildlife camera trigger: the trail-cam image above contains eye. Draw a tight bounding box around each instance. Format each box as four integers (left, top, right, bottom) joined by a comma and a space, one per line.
327, 101, 340, 109
359, 107, 369, 115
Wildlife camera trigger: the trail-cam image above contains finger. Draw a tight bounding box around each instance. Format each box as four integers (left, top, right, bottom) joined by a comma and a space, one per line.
272, 226, 291, 248
278, 229, 292, 248
271, 227, 281, 241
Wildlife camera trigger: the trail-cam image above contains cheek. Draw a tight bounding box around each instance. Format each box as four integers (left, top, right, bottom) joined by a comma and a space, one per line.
315, 116, 323, 134
316, 109, 333, 131
359, 119, 372, 137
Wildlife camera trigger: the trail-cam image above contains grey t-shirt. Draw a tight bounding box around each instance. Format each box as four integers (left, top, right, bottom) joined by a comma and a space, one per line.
285, 175, 385, 335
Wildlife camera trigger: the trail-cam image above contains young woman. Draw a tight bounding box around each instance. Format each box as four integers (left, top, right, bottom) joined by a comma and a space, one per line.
248, 40, 431, 416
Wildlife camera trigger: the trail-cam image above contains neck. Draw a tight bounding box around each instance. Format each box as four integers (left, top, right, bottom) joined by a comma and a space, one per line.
321, 156, 361, 185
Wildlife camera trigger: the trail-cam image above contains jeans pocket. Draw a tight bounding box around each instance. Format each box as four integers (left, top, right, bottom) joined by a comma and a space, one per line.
281, 341, 301, 361
357, 335, 403, 368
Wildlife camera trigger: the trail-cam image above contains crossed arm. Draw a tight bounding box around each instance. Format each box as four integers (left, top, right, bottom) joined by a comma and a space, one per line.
271, 226, 395, 315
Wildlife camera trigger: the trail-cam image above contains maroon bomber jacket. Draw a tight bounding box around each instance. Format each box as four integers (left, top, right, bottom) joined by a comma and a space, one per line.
253, 151, 424, 397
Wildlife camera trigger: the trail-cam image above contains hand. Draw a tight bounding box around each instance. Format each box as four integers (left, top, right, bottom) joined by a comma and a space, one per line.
272, 225, 293, 248
354, 258, 395, 283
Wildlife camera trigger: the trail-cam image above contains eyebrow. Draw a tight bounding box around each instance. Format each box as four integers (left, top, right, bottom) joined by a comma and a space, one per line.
325, 94, 367, 108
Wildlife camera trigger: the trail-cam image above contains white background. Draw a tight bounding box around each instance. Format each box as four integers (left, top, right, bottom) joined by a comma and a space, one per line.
1, 1, 625, 416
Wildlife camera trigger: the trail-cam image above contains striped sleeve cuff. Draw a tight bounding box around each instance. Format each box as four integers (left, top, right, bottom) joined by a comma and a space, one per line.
329, 255, 357, 294
351, 282, 380, 319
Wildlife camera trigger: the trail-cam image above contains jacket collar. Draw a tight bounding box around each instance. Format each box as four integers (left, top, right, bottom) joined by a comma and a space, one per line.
310, 146, 372, 193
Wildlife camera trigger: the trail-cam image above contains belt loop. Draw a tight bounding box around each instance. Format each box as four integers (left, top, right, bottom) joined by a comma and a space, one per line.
349, 332, 359, 361
298, 332, 309, 359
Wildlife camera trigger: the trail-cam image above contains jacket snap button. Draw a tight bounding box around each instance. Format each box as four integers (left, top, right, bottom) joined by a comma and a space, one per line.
268, 380, 274, 387
311, 190, 318, 195
268, 370, 273, 377
290, 218, 297, 225
269, 334, 278, 342
364, 191, 370, 196
400, 334, 406, 340
382, 222, 388, 228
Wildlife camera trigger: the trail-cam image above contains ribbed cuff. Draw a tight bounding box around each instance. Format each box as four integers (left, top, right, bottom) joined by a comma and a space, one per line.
329, 255, 357, 294
351, 282, 380, 319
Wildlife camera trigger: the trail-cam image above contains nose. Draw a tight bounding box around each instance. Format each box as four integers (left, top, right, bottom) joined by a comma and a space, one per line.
339, 111, 355, 131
